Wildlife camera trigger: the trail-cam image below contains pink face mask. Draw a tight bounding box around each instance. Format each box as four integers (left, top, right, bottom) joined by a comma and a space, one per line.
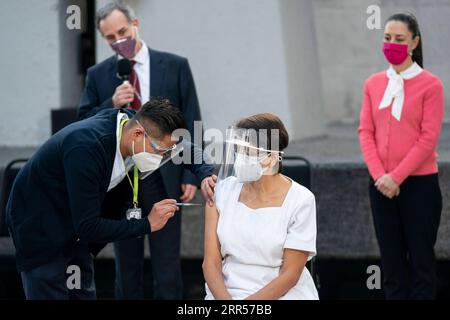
110, 36, 137, 59
382, 42, 409, 65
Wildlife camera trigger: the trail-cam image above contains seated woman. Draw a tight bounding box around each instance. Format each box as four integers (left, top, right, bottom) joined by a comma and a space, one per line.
202, 113, 319, 300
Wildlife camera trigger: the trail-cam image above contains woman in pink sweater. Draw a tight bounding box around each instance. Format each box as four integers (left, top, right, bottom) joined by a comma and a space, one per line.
358, 13, 444, 300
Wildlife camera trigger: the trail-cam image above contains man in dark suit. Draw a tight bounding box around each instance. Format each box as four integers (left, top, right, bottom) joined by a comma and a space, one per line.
6, 100, 215, 300
78, 2, 204, 299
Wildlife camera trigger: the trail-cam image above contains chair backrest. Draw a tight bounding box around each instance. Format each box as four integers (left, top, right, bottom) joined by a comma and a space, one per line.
282, 156, 312, 189
281, 155, 320, 289
0, 159, 28, 236
51, 108, 78, 135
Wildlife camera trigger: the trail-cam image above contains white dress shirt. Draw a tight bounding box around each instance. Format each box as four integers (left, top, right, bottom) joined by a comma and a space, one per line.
108, 112, 134, 191
132, 40, 150, 104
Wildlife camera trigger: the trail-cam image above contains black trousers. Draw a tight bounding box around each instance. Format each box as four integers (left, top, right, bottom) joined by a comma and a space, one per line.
20, 242, 96, 300
113, 171, 183, 299
369, 173, 442, 300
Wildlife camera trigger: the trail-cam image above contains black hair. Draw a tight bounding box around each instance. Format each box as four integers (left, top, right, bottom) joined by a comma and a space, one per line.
236, 113, 289, 174
386, 12, 423, 68
134, 97, 186, 139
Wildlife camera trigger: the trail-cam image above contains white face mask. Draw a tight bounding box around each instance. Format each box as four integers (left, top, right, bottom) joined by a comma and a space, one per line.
234, 153, 269, 183
131, 134, 163, 173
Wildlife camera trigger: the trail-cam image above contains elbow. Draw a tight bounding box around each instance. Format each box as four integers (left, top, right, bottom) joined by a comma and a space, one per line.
421, 139, 438, 153
358, 128, 374, 140
282, 269, 303, 289
202, 260, 212, 273
202, 258, 221, 276
288, 273, 301, 288
74, 220, 97, 242
202, 260, 208, 273
358, 130, 375, 148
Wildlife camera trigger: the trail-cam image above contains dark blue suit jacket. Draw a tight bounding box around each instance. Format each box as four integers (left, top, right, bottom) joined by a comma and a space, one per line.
78, 48, 201, 198
5, 109, 213, 272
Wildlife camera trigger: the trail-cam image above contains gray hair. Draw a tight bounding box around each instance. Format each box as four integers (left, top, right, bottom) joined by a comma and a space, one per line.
96, 1, 136, 30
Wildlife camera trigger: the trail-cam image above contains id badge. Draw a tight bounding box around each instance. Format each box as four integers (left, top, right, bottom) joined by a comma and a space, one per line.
126, 207, 142, 220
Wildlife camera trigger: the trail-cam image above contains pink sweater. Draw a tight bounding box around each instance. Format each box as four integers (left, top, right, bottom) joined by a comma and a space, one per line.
358, 69, 444, 185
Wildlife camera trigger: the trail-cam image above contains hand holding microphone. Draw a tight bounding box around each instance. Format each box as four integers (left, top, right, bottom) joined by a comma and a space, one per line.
113, 59, 135, 108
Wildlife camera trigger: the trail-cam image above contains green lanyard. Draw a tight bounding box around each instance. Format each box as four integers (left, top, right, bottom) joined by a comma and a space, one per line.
118, 117, 139, 208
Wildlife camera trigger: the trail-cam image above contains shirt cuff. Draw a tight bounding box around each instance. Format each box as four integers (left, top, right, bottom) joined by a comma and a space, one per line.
389, 171, 405, 186
137, 218, 152, 234
369, 168, 385, 182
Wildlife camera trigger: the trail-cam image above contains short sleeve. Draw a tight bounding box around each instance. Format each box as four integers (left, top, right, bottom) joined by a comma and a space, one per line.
214, 176, 241, 215
284, 188, 317, 260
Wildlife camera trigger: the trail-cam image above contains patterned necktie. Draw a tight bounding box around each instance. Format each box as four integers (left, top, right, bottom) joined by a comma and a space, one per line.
128, 60, 142, 110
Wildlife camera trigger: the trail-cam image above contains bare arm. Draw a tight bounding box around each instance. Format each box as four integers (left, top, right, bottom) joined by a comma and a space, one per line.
245, 249, 310, 300
202, 203, 232, 300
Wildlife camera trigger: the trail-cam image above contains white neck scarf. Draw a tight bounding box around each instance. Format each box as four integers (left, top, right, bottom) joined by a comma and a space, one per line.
379, 62, 423, 121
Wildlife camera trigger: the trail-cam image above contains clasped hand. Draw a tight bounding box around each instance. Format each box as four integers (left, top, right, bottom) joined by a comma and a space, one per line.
375, 174, 400, 199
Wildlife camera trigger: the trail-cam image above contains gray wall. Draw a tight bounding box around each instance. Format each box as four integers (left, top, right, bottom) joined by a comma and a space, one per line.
0, 0, 87, 147
1, 0, 449, 147
59, 0, 88, 109
313, 0, 450, 123
0, 0, 60, 147
96, 0, 326, 141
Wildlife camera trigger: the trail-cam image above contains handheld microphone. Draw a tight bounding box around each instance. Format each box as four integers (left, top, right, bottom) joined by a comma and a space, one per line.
117, 58, 133, 108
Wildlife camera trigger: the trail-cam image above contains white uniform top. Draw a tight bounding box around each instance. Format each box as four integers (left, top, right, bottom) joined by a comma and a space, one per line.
205, 176, 319, 300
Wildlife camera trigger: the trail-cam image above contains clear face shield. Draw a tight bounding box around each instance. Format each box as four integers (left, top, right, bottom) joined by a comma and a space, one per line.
215, 127, 284, 206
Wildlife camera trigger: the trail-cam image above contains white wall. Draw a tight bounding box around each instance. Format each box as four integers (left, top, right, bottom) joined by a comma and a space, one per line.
96, 0, 325, 141
0, 0, 60, 147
